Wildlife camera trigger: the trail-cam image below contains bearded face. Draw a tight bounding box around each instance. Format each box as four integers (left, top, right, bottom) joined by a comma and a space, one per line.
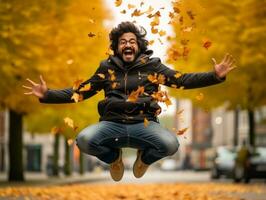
117, 32, 139, 63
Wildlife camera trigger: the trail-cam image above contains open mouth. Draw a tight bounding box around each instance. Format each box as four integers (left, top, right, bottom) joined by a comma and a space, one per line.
123, 48, 135, 60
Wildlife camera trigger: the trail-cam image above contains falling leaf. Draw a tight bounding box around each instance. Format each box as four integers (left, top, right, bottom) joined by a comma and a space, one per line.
158, 38, 163, 45
115, 0, 122, 7
131, 9, 143, 17
179, 16, 183, 25
148, 40, 155, 45
111, 82, 118, 89
127, 86, 145, 102
67, 139, 74, 146
140, 57, 147, 64
140, 1, 144, 7
51, 126, 60, 135
177, 109, 184, 115
120, 10, 126, 14
176, 127, 189, 135
128, 4, 135, 9
169, 48, 181, 61
169, 12, 175, 19
71, 92, 83, 103
203, 40, 212, 49
144, 118, 149, 127
97, 73, 105, 79
72, 79, 83, 90
150, 15, 160, 26
186, 10, 196, 20
159, 30, 166, 37
196, 92, 204, 101
79, 83, 91, 92
88, 32, 96, 37
64, 117, 74, 129
151, 26, 158, 34
144, 6, 154, 14
108, 69, 116, 81
174, 72, 182, 78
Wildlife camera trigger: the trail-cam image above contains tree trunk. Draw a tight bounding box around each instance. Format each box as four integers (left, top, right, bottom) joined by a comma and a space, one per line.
8, 110, 24, 181
233, 107, 240, 147
248, 109, 255, 147
52, 133, 60, 176
79, 152, 84, 175
64, 139, 72, 176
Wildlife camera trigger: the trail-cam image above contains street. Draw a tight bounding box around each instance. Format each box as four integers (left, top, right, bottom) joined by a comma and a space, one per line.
0, 170, 265, 200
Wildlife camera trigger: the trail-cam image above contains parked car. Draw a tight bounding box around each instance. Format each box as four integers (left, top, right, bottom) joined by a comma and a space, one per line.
210, 146, 236, 179
234, 147, 266, 183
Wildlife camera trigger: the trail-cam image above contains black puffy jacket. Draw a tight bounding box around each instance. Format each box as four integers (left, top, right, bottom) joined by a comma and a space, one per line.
40, 50, 225, 123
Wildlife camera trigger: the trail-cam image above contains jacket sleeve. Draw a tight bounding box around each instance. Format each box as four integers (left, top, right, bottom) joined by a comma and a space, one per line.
156, 62, 225, 89
39, 64, 106, 104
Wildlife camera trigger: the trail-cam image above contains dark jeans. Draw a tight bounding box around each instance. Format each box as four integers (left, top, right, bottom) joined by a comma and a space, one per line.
76, 121, 179, 165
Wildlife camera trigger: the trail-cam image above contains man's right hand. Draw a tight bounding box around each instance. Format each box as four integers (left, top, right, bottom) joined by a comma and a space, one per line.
23, 75, 48, 99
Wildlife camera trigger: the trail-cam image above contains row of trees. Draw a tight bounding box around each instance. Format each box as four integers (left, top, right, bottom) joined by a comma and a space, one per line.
0, 0, 110, 181
167, 0, 266, 146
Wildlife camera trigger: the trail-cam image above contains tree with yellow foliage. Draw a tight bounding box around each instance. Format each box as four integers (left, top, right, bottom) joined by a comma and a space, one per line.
0, 0, 110, 181
167, 0, 266, 146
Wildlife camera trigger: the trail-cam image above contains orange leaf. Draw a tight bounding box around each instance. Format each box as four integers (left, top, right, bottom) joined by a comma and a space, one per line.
176, 127, 189, 135
158, 30, 166, 37
187, 10, 196, 20
128, 4, 135, 9
174, 72, 182, 78
177, 109, 184, 115
131, 9, 143, 17
151, 26, 158, 34
150, 15, 160, 26
182, 26, 193, 32
157, 74, 166, 84
88, 19, 95, 24
115, 0, 122, 7
127, 86, 145, 102
79, 83, 91, 92
72, 79, 83, 90
111, 82, 118, 89
144, 118, 149, 127
203, 40, 212, 49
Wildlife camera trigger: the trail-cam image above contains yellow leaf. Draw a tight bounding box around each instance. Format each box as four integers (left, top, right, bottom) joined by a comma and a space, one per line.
79, 83, 91, 92
67, 139, 74, 146
128, 4, 135, 9
144, 118, 149, 127
115, 0, 122, 7
64, 117, 74, 129
174, 72, 182, 78
158, 30, 166, 36
127, 86, 145, 102
111, 82, 118, 89
148, 40, 155, 45
131, 9, 143, 17
196, 92, 204, 101
120, 10, 126, 14
97, 73, 105, 79
176, 127, 189, 135
71, 92, 80, 103
51, 126, 59, 135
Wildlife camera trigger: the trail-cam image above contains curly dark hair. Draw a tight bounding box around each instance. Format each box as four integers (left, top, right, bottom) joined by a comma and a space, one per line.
109, 21, 149, 55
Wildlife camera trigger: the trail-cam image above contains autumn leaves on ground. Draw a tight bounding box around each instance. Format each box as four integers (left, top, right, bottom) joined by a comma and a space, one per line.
0, 183, 265, 200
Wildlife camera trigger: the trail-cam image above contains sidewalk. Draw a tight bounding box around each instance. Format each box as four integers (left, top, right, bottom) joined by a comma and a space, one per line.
0, 171, 109, 187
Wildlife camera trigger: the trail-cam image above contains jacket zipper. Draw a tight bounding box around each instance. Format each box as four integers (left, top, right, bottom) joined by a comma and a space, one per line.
124, 71, 128, 94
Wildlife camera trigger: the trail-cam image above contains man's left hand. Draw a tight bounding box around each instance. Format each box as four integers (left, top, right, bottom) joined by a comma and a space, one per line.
212, 53, 236, 79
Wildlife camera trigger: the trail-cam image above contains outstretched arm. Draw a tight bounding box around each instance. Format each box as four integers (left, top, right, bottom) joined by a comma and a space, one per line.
157, 54, 235, 89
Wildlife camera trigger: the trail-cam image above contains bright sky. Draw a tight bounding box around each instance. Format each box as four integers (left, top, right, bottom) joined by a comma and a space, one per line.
104, 0, 177, 116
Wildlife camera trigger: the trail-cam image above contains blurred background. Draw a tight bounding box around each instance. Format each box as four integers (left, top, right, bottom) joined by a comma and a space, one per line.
0, 0, 265, 185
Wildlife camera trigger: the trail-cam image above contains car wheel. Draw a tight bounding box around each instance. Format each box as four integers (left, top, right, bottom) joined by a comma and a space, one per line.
234, 165, 244, 183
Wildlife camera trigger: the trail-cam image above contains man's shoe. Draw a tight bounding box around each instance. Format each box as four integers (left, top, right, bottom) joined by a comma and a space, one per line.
109, 149, 124, 181
133, 150, 149, 178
